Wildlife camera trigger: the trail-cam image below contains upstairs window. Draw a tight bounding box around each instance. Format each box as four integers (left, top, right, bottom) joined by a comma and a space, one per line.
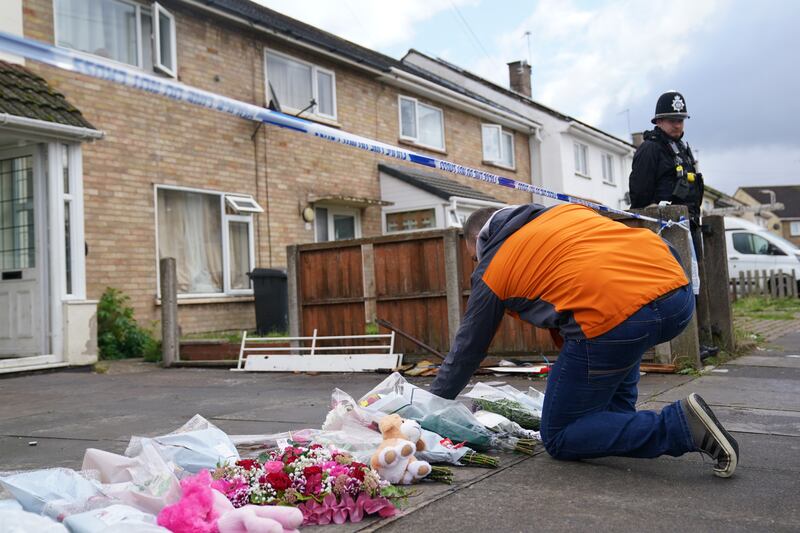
55, 0, 177, 76
573, 142, 589, 177
399, 96, 445, 150
481, 124, 515, 168
601, 152, 615, 185
265, 50, 337, 120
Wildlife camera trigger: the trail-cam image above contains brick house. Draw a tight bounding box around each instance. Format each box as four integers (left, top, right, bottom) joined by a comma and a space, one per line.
1, 0, 540, 371
403, 50, 635, 211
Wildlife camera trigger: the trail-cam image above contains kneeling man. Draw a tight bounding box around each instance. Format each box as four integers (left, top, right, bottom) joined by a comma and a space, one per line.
430, 203, 738, 477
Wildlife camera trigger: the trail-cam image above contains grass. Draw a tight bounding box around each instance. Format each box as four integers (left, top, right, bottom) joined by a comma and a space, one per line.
732, 296, 800, 321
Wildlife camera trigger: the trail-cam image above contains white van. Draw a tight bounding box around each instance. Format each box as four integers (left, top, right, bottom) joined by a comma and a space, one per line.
724, 217, 800, 282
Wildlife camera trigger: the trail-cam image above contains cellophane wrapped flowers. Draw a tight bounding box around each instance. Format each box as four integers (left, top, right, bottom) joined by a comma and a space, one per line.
211, 444, 399, 525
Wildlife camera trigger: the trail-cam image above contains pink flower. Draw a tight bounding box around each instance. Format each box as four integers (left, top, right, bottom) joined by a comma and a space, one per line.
263, 460, 285, 474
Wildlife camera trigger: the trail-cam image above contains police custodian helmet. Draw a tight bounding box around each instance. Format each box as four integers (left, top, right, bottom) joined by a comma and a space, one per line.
651, 91, 690, 124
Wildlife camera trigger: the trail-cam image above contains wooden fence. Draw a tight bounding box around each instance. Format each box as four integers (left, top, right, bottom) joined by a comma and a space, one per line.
730, 269, 799, 300
287, 229, 555, 358
286, 206, 733, 366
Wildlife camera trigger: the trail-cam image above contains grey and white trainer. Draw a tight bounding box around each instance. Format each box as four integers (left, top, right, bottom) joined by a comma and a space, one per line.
681, 393, 739, 478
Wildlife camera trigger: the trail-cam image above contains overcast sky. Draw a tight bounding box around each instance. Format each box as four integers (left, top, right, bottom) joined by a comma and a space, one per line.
255, 0, 799, 194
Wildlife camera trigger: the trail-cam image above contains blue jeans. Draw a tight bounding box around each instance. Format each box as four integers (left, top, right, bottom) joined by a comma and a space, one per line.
540, 284, 697, 460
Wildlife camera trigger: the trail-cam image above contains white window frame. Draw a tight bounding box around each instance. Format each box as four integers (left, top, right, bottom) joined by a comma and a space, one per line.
153, 184, 258, 299
481, 124, 515, 169
264, 48, 338, 121
56, 143, 86, 301
574, 142, 589, 177
153, 1, 178, 77
790, 221, 800, 237
601, 152, 616, 186
398, 95, 446, 151
224, 214, 256, 295
52, 0, 178, 77
382, 204, 441, 234
225, 194, 264, 214
313, 205, 361, 243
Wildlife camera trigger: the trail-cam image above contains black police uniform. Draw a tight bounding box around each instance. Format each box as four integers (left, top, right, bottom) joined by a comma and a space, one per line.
628, 126, 704, 219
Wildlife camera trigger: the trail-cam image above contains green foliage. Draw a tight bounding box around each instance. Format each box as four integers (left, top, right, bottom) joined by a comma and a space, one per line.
364, 322, 380, 335
732, 296, 800, 321
97, 287, 160, 361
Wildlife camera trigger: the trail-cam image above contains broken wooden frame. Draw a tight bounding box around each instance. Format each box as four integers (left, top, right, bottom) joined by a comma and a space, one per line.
232, 329, 402, 372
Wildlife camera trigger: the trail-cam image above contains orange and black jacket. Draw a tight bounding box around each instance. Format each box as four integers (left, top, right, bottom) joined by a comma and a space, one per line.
430, 203, 689, 399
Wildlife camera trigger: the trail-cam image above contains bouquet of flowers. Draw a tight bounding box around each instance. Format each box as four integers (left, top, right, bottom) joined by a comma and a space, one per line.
210, 444, 398, 525
358, 373, 538, 455
464, 383, 544, 431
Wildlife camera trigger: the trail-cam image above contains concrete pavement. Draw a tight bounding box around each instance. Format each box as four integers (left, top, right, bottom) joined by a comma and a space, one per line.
1, 331, 799, 532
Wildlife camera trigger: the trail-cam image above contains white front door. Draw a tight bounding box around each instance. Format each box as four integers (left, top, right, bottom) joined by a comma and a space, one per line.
0, 149, 45, 357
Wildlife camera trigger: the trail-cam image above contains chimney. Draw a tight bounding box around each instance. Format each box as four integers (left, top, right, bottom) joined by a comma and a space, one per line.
631, 132, 644, 148
507, 60, 532, 97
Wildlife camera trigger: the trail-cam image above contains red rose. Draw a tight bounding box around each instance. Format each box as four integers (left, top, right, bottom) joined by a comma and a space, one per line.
265, 471, 292, 491
309, 444, 322, 450
302, 465, 324, 495
351, 466, 366, 482
235, 459, 259, 471
303, 465, 322, 477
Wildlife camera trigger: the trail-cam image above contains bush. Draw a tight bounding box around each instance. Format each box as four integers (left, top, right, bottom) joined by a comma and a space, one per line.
97, 287, 160, 361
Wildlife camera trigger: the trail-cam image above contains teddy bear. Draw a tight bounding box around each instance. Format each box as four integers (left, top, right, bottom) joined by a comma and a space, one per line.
370, 414, 432, 485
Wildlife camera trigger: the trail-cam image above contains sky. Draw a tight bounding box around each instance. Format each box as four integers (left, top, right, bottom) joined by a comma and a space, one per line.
255, 0, 800, 194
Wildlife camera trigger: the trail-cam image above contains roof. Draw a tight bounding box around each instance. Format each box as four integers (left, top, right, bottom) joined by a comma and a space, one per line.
378, 163, 501, 203
704, 184, 742, 207
202, 0, 398, 72
0, 60, 96, 129
739, 186, 800, 218
403, 49, 635, 148
196, 1, 532, 125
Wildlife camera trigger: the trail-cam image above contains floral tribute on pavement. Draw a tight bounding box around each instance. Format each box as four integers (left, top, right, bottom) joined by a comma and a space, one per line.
211, 444, 399, 526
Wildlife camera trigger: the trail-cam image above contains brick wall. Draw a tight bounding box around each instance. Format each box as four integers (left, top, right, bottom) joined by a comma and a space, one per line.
23, 0, 531, 334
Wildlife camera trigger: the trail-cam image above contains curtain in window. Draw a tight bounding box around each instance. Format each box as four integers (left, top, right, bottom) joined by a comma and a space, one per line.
266, 54, 313, 111
228, 221, 250, 290
400, 99, 417, 138
501, 132, 514, 167
56, 0, 139, 66
418, 104, 443, 148
316, 71, 334, 116
158, 189, 223, 294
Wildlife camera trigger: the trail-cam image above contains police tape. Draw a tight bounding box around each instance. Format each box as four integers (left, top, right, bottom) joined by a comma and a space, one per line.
0, 31, 686, 228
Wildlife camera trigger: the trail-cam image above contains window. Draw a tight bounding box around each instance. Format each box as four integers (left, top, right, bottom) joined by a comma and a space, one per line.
791, 221, 800, 236
265, 50, 336, 119
62, 145, 73, 295
574, 142, 588, 176
732, 232, 779, 255
385, 208, 437, 233
601, 153, 615, 185
156, 187, 259, 295
314, 206, 360, 242
399, 96, 445, 150
0, 155, 34, 271
55, 0, 177, 76
482, 125, 515, 168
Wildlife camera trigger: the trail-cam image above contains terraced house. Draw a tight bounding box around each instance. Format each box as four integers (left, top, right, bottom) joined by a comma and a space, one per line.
0, 0, 552, 372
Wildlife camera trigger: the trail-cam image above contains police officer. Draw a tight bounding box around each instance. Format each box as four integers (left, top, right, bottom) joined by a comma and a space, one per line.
629, 90, 703, 219
629, 91, 717, 359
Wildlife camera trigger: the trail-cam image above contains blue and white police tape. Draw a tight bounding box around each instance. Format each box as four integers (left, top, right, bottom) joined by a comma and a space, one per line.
0, 31, 680, 227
